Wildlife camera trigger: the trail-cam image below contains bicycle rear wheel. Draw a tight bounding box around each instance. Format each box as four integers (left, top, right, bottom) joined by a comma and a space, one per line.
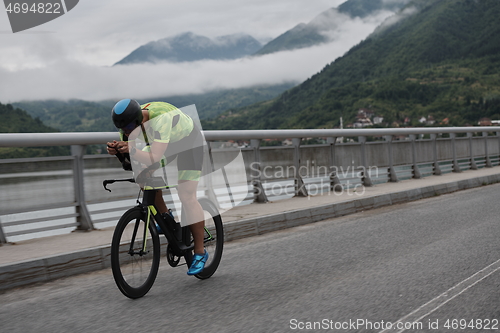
111, 207, 160, 299
183, 198, 224, 279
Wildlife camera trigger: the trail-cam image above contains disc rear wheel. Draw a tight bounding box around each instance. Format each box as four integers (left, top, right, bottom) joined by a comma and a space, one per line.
183, 198, 224, 280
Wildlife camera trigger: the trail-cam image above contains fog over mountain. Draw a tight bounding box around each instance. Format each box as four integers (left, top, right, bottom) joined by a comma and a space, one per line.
115, 0, 412, 65
0, 0, 411, 102
255, 0, 411, 55
203, 0, 500, 130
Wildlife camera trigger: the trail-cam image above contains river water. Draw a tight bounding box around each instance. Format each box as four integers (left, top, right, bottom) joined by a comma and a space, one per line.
0, 155, 386, 243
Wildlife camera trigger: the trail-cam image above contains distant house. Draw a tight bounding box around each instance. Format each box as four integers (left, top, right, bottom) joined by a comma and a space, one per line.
354, 109, 374, 127
478, 117, 492, 126
373, 115, 384, 124
426, 115, 435, 125
358, 108, 375, 119
419, 117, 427, 124
353, 118, 373, 128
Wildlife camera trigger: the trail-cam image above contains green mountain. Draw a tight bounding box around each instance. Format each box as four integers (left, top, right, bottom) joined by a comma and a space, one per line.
115, 32, 262, 65
13, 83, 295, 132
13, 99, 116, 132
164, 83, 296, 121
255, 0, 410, 55
0, 103, 69, 158
204, 0, 500, 130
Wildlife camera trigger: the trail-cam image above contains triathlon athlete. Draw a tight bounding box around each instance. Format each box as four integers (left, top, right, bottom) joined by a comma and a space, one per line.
106, 99, 208, 275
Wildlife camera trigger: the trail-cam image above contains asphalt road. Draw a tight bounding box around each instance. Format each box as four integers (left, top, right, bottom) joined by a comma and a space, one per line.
1, 184, 500, 333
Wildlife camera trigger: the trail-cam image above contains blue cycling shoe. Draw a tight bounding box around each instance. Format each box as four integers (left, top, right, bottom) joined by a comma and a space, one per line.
187, 250, 209, 276
156, 223, 163, 234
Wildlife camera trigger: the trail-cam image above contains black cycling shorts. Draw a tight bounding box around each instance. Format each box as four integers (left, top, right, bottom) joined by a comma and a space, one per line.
165, 125, 204, 181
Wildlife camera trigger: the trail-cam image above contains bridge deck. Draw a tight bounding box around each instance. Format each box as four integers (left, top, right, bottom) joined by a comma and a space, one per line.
1, 166, 500, 291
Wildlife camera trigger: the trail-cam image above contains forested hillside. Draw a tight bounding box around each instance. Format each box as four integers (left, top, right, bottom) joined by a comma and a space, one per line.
0, 103, 69, 158
13, 99, 115, 132
203, 0, 500, 130
13, 83, 295, 132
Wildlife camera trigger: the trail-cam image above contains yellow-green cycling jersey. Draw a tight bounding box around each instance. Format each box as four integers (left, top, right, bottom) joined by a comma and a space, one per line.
119, 101, 194, 143
119, 101, 204, 182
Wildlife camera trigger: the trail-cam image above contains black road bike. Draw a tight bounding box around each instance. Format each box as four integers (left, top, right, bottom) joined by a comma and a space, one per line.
103, 177, 223, 299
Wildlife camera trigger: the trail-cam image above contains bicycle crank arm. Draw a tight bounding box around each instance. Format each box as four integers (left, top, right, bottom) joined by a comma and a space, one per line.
165, 240, 194, 257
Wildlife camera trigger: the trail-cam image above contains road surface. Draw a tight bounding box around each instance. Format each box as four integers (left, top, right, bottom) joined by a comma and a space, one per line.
1, 184, 500, 332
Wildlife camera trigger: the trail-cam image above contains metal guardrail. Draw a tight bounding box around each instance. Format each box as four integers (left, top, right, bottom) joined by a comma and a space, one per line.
1, 127, 500, 243
2, 127, 500, 145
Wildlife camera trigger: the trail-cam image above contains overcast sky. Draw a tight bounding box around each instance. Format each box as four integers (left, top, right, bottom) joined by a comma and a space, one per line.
0, 0, 396, 102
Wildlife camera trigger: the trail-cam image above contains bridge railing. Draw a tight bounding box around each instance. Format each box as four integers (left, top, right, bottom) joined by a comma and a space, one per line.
1, 127, 499, 243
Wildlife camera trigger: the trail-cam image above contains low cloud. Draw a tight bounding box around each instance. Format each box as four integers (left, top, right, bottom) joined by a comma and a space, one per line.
0, 1, 394, 103
372, 5, 419, 35
315, 9, 395, 41
0, 45, 338, 102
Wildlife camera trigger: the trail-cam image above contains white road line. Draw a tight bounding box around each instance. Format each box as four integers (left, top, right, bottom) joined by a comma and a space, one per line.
379, 258, 500, 333
61, 0, 68, 13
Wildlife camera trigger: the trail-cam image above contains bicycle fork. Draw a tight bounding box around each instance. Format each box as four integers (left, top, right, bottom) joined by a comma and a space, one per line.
126, 205, 160, 256
127, 213, 150, 257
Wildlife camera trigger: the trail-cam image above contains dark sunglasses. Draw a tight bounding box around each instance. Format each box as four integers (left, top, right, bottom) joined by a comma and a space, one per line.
121, 121, 139, 133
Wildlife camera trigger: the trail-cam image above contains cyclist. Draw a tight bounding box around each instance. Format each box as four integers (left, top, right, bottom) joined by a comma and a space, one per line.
106, 99, 208, 275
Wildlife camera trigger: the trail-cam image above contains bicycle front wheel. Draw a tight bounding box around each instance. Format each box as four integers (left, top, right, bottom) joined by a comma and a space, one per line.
111, 207, 160, 299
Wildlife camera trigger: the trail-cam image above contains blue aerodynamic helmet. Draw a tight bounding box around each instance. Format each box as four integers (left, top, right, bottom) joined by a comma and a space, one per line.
111, 99, 143, 132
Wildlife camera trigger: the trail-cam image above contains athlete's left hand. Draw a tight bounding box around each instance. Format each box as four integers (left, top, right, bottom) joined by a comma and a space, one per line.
116, 141, 129, 154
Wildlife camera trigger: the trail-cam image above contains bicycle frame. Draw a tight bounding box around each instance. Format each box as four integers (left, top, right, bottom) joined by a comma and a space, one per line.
142, 185, 194, 256
106, 176, 223, 298
103, 178, 194, 257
